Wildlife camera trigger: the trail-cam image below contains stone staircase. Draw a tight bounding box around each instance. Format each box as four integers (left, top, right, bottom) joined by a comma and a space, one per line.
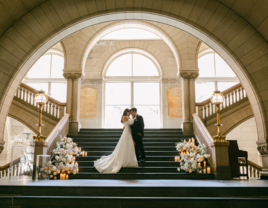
68, 128, 214, 180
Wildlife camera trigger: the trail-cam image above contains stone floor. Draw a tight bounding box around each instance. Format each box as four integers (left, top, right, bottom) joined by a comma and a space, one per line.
1, 177, 268, 187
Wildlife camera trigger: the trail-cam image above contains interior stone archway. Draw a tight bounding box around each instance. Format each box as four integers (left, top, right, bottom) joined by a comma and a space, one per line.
0, 5, 267, 146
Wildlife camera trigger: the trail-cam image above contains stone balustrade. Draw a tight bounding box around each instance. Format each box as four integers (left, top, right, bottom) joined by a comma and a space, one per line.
196, 83, 247, 121
15, 83, 66, 120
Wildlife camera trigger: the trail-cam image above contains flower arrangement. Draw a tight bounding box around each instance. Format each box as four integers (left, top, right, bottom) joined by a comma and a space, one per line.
175, 138, 210, 173
38, 137, 83, 180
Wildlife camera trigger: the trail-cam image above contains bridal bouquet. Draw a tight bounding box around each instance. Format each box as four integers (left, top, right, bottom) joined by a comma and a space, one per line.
38, 137, 82, 179
175, 139, 210, 173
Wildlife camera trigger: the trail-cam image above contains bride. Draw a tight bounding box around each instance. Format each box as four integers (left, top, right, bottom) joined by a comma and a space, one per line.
94, 108, 138, 173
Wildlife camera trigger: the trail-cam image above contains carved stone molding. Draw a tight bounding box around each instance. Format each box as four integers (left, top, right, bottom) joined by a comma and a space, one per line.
162, 78, 181, 85
63, 72, 83, 79
257, 144, 268, 155
81, 78, 103, 85
180, 72, 199, 79
0, 141, 5, 154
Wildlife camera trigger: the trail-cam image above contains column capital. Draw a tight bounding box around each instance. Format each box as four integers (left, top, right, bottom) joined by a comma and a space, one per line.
180, 71, 199, 79
257, 142, 268, 155
63, 72, 83, 79
0, 141, 5, 154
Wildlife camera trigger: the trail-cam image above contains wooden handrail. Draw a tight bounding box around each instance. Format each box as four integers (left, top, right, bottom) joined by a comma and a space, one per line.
20, 83, 66, 106
238, 158, 262, 179
196, 83, 242, 106
0, 158, 20, 170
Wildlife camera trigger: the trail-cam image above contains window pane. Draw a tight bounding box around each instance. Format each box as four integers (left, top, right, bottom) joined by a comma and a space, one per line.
106, 54, 132, 76
135, 106, 160, 128
26, 83, 49, 95
51, 55, 64, 78
105, 106, 130, 128
27, 55, 51, 78
218, 82, 239, 92
50, 83, 67, 102
133, 54, 159, 76
105, 83, 131, 105
215, 54, 236, 77
134, 83, 159, 105
198, 54, 215, 77
195, 82, 215, 102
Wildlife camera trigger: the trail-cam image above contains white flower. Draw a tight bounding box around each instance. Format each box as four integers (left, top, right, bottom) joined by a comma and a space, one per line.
40, 168, 44, 172
189, 169, 192, 173
204, 154, 210, 158
50, 175, 53, 178
53, 172, 57, 175
177, 168, 180, 172
55, 156, 59, 160
52, 166, 56, 171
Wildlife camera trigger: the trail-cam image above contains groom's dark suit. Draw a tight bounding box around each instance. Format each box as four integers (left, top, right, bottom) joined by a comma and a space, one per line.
131, 114, 145, 161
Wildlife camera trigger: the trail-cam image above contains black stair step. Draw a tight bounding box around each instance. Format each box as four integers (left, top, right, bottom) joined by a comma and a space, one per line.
76, 156, 176, 161
85, 151, 178, 156
80, 146, 176, 151
69, 135, 190, 139
70, 172, 214, 180
80, 128, 183, 132
77, 161, 179, 167
75, 142, 179, 147
79, 166, 179, 173
72, 138, 190, 142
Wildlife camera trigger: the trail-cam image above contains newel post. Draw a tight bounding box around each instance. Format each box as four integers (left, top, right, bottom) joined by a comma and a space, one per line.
32, 141, 48, 179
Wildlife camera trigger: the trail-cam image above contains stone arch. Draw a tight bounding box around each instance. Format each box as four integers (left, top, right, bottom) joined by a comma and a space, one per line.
80, 21, 181, 75
0, 5, 266, 143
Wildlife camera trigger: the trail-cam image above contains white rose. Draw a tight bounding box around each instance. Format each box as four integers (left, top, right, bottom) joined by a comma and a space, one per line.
177, 168, 180, 172
55, 156, 59, 160
53, 172, 57, 175
189, 169, 192, 173
50, 175, 53, 178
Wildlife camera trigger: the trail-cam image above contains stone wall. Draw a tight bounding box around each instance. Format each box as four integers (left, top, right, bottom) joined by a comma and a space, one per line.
226, 117, 261, 165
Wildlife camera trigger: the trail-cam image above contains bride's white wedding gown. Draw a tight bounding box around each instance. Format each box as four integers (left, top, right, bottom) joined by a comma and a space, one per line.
94, 119, 138, 173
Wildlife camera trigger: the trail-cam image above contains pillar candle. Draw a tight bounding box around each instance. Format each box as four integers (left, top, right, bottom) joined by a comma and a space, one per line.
203, 168, 206, 174
207, 166, 211, 174
54, 176, 57, 180
85, 152, 88, 156
177, 156, 180, 161
174, 156, 177, 162
192, 138, 195, 143
203, 161, 206, 168
76, 168, 79, 173
73, 157, 76, 161
65, 174, 69, 180
63, 173, 66, 180
198, 162, 201, 167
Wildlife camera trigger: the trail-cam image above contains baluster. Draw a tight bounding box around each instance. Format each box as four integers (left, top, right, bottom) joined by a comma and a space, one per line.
243, 88, 246, 98
232, 92, 235, 104
33, 93, 36, 106
234, 89, 238, 103
52, 104, 56, 117
56, 106, 60, 118
253, 168, 256, 178
3, 170, 6, 177
21, 88, 25, 101
208, 104, 211, 116
257, 170, 260, 178
201, 107, 204, 119
29, 92, 33, 105
238, 88, 242, 100
16, 87, 20, 98
226, 94, 229, 107
249, 166, 252, 178
27, 90, 30, 103
50, 103, 53, 115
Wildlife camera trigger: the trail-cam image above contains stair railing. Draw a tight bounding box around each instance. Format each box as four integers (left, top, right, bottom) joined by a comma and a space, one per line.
196, 83, 247, 120
238, 158, 262, 179
192, 113, 214, 167
15, 83, 66, 119
0, 158, 20, 178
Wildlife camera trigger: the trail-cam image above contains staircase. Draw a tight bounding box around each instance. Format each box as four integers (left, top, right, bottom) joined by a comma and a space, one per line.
68, 128, 214, 180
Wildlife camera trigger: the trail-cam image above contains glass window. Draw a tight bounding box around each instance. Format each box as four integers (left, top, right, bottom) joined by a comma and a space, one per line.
105, 83, 131, 105
198, 53, 215, 77
133, 54, 159, 76
25, 54, 66, 102
27, 55, 51, 78
105, 106, 129, 128
51, 55, 64, 78
50, 83, 67, 102
106, 54, 132, 76
27, 83, 49, 95
136, 106, 160, 128
195, 82, 215, 102
215, 54, 236, 77
106, 53, 159, 77
134, 83, 159, 105
218, 82, 239, 92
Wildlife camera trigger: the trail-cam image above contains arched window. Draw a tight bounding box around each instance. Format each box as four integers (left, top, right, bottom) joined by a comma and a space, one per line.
196, 52, 239, 102
24, 53, 67, 102
106, 53, 159, 77
104, 52, 161, 128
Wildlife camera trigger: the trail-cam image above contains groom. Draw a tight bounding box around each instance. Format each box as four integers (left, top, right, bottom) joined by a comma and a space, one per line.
130, 108, 146, 162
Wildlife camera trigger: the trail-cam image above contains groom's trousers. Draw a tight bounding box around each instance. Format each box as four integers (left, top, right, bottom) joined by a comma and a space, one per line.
133, 135, 146, 161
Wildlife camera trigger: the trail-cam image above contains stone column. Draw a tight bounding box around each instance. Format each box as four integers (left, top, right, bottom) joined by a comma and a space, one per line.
63, 72, 83, 135
180, 71, 199, 135
257, 140, 268, 179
